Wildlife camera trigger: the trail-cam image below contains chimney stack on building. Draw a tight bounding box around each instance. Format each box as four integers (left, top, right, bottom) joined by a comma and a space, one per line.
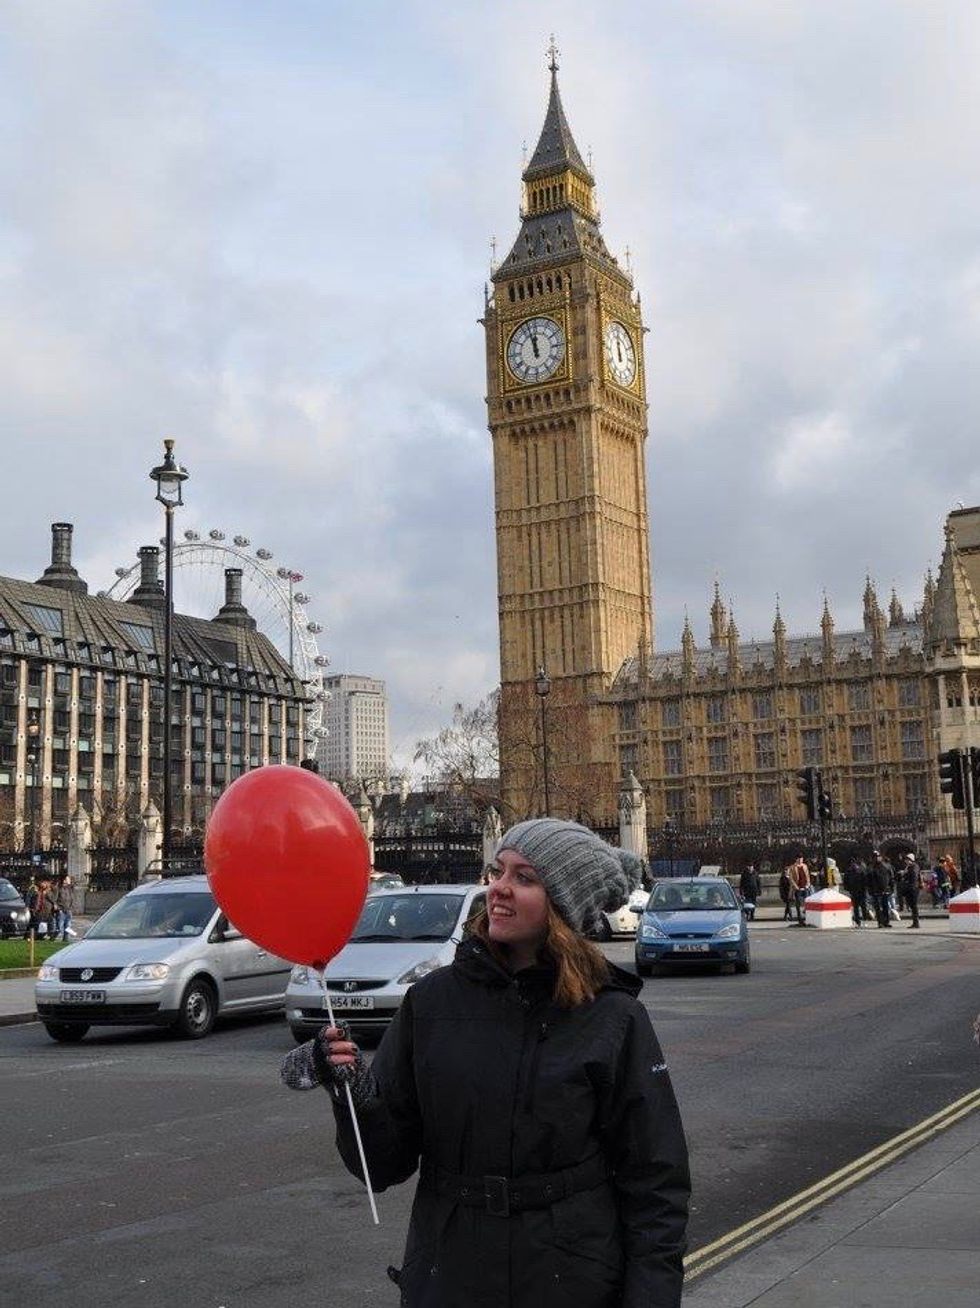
36, 522, 88, 596
129, 546, 166, 610
214, 568, 256, 629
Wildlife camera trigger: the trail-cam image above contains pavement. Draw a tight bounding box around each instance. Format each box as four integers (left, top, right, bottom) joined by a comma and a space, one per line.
683, 1099, 980, 1306
4, 905, 978, 1307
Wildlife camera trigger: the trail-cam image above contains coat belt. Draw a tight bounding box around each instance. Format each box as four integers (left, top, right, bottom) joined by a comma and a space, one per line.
420, 1152, 610, 1217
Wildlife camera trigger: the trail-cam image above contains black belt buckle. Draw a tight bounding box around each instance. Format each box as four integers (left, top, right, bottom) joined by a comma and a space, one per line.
483, 1175, 510, 1217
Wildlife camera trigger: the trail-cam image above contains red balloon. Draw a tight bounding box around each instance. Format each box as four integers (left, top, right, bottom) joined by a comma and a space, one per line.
204, 765, 370, 968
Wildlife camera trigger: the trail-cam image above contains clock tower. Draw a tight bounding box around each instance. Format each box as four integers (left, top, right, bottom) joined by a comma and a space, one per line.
484, 51, 653, 820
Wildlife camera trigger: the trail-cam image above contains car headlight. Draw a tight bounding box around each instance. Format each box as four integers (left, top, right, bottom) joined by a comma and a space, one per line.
126, 963, 170, 981
290, 965, 311, 985
715, 923, 741, 940
11, 909, 27, 921
397, 956, 443, 985
640, 921, 669, 940
37, 964, 58, 981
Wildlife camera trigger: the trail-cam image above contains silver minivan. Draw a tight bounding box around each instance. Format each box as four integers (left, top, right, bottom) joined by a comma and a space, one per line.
34, 875, 292, 1042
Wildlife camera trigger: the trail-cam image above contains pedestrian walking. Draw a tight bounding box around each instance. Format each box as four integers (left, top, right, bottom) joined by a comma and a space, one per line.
790, 856, 810, 924
868, 851, 894, 928
779, 865, 793, 921
843, 859, 867, 927
55, 875, 75, 941
282, 818, 691, 1308
942, 855, 960, 897
33, 878, 56, 938
935, 859, 952, 909
739, 864, 761, 920
899, 855, 921, 928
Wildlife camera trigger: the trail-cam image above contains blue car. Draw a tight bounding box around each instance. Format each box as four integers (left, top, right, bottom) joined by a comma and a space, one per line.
634, 877, 750, 976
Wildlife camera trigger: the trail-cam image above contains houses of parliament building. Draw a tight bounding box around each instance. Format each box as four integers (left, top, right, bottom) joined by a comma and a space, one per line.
486, 56, 980, 837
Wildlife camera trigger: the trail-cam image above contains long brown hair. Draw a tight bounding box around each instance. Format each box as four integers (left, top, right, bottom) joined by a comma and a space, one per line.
469, 902, 610, 1008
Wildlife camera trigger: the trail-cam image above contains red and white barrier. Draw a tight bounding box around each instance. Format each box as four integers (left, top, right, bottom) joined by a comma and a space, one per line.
804, 887, 853, 929
947, 885, 980, 932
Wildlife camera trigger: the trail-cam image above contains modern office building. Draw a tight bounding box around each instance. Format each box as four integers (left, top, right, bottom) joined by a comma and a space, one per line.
321, 674, 389, 783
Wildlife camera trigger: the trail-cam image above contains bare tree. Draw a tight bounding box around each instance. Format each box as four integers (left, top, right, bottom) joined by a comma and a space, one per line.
413, 690, 500, 811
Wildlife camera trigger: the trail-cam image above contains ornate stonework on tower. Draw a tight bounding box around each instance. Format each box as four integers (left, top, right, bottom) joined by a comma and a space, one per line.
484, 52, 653, 820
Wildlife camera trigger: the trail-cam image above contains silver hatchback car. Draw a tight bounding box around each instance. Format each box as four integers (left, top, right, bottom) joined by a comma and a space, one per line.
35, 875, 292, 1042
285, 883, 486, 1042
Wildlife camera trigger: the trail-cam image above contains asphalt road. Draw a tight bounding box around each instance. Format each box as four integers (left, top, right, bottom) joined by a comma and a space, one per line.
1, 925, 978, 1307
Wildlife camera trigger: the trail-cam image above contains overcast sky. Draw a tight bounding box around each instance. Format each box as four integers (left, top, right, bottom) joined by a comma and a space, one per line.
2, 1, 978, 770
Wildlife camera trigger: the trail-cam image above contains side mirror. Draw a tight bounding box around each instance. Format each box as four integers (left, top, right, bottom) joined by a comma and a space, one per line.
630, 905, 645, 915
211, 916, 243, 943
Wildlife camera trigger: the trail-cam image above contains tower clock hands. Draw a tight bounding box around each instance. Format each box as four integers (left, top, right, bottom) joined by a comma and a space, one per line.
530, 331, 540, 359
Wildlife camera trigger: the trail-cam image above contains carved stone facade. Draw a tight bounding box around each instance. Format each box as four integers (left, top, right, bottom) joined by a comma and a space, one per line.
489, 63, 980, 830
485, 63, 652, 820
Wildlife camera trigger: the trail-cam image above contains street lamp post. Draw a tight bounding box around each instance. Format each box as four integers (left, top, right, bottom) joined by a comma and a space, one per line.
534, 666, 551, 817
150, 440, 188, 871
26, 711, 40, 856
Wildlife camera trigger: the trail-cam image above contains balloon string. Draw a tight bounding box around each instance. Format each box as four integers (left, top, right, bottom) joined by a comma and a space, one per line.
318, 967, 380, 1226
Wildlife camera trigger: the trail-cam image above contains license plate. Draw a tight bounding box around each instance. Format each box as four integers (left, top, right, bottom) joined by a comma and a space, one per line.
59, 989, 105, 1004
671, 944, 709, 953
331, 995, 375, 1010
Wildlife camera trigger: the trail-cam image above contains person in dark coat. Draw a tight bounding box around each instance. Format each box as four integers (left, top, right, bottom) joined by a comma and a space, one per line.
899, 854, 921, 928
867, 851, 894, 928
843, 860, 867, 927
282, 818, 690, 1308
739, 865, 761, 920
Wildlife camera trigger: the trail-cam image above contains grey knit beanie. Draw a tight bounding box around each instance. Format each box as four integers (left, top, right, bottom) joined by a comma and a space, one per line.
495, 818, 644, 935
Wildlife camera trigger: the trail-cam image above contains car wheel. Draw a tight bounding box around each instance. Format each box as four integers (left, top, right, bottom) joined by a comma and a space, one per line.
175, 979, 217, 1039
635, 960, 652, 978
735, 956, 751, 974
289, 1024, 310, 1044
43, 1022, 88, 1043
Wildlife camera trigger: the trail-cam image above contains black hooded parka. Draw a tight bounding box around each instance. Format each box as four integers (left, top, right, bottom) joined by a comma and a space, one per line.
332, 935, 690, 1308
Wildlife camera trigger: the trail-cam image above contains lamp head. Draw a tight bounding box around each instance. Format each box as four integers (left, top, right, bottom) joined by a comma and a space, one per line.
150, 438, 189, 509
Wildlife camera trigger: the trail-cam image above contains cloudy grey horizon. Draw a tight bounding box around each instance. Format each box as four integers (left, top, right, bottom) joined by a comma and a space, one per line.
3, 1, 978, 772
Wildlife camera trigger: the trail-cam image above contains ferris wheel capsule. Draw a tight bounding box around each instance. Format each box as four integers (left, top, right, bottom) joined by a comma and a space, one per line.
209, 529, 225, 541
233, 535, 250, 547
307, 622, 323, 634
314, 655, 328, 666
184, 529, 200, 541
294, 592, 309, 605
115, 567, 128, 577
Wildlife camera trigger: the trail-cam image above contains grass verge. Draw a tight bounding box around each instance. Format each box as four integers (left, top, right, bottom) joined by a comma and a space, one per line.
0, 938, 67, 971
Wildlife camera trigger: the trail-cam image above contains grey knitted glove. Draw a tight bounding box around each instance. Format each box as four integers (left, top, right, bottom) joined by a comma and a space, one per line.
279, 1022, 377, 1107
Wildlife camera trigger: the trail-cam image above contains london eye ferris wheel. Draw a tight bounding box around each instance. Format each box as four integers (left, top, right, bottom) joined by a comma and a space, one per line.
105, 528, 330, 743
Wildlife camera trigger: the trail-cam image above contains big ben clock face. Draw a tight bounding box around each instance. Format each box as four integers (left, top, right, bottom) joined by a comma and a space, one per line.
506, 316, 565, 384
604, 320, 637, 387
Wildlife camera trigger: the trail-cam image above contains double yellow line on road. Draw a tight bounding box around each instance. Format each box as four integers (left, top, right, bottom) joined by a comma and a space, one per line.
685, 1086, 980, 1283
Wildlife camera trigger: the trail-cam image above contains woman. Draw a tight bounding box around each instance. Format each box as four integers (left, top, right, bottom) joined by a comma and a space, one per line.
282, 818, 690, 1307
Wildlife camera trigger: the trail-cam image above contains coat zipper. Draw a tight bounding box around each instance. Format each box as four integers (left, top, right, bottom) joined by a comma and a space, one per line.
523, 1019, 549, 1112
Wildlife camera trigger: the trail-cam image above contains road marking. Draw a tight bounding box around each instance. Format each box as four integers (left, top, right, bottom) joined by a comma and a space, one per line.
685, 1086, 980, 1282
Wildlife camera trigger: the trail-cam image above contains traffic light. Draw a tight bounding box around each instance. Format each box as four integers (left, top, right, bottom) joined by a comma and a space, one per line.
938, 749, 966, 810
818, 786, 833, 821
796, 767, 817, 820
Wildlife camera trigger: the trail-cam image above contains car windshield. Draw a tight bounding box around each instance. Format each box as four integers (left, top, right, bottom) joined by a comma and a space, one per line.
87, 892, 217, 939
351, 893, 464, 943
0, 879, 21, 902
649, 882, 738, 912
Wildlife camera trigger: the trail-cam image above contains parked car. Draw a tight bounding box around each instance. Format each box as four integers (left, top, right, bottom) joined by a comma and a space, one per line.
0, 878, 30, 938
368, 872, 405, 892
590, 887, 651, 939
285, 883, 486, 1042
34, 875, 292, 1042
633, 876, 750, 976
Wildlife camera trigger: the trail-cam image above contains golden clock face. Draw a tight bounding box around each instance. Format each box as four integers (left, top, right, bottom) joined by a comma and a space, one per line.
604, 321, 637, 387
506, 316, 565, 384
